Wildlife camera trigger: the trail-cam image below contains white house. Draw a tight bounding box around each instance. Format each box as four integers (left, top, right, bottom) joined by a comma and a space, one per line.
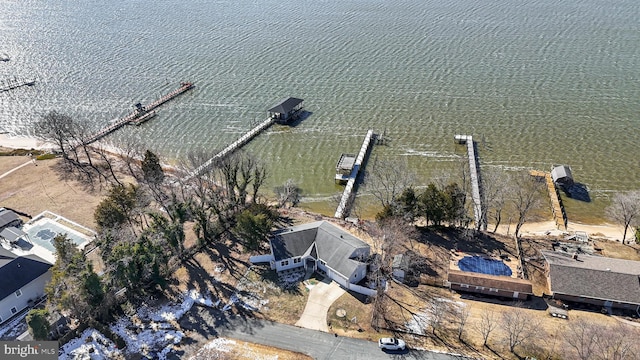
261, 221, 373, 294
0, 247, 52, 324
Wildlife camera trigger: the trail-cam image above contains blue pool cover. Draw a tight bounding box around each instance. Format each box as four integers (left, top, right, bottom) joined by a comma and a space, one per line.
458, 256, 512, 276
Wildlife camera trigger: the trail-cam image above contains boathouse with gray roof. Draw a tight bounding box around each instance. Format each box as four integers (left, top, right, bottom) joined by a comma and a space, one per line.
267, 97, 304, 124
542, 250, 640, 313
266, 221, 372, 294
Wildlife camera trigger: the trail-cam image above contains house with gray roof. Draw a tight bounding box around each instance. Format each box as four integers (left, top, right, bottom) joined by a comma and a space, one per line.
259, 221, 373, 295
542, 250, 640, 313
0, 208, 22, 232
0, 247, 52, 324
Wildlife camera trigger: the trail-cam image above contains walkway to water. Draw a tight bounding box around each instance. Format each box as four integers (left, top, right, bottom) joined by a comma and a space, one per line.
186, 117, 276, 179
454, 135, 484, 230
334, 130, 375, 219
530, 170, 567, 231
0, 78, 35, 92
82, 82, 193, 145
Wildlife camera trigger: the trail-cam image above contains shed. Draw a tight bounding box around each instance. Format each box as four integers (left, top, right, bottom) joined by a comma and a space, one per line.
392, 254, 410, 283
267, 97, 304, 124
551, 165, 573, 186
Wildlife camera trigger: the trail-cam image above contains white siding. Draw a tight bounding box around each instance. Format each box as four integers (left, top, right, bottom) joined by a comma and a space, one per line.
274, 257, 304, 272
0, 271, 51, 324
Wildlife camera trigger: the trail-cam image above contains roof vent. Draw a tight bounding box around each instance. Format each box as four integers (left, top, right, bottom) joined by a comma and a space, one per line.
572, 253, 578, 260
606, 268, 611, 271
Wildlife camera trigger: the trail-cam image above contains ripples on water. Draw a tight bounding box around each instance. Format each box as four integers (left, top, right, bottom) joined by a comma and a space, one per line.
1, 0, 639, 221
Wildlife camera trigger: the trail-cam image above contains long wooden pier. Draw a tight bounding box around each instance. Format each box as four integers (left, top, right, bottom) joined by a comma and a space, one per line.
454, 135, 484, 230
186, 117, 276, 179
82, 82, 193, 145
335, 130, 375, 219
1, 78, 35, 92
530, 170, 567, 230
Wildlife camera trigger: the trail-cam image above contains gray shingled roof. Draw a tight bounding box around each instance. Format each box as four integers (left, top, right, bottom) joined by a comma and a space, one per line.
0, 248, 52, 300
542, 250, 640, 305
270, 221, 369, 279
0, 209, 20, 229
267, 97, 303, 114
0, 226, 27, 243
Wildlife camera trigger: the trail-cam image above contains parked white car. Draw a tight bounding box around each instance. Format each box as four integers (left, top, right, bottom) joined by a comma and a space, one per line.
378, 337, 406, 351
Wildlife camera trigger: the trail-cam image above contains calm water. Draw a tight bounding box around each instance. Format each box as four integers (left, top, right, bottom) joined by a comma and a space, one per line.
1, 0, 639, 222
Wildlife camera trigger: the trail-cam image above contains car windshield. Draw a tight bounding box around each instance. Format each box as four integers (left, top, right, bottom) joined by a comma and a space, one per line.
383, 338, 397, 345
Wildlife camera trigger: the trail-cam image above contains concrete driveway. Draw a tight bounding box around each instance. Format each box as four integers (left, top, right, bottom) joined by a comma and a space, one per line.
295, 278, 345, 331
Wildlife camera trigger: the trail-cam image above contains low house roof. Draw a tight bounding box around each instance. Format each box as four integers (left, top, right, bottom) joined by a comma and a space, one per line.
0, 247, 52, 300
0, 226, 27, 243
267, 97, 304, 114
448, 269, 533, 294
0, 209, 20, 229
270, 221, 369, 279
542, 250, 640, 305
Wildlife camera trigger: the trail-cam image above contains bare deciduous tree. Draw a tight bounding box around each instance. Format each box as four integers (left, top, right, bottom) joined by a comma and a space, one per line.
595, 322, 638, 360
452, 303, 471, 341
500, 306, 539, 354
475, 308, 498, 347
365, 156, 415, 209
510, 171, 544, 238
274, 179, 301, 208
606, 190, 640, 244
428, 298, 451, 335
482, 167, 510, 233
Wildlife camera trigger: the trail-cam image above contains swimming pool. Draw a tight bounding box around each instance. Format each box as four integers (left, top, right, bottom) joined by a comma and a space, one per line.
458, 256, 512, 277
23, 217, 92, 253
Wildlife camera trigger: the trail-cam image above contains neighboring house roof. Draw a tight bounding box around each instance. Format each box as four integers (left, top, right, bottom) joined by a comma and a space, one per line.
0, 226, 27, 243
393, 254, 410, 271
0, 247, 52, 300
448, 269, 533, 294
267, 97, 304, 114
542, 250, 640, 305
270, 221, 369, 278
0, 209, 20, 229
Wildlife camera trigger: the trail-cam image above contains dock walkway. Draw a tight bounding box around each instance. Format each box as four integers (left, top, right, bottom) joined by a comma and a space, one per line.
82, 82, 193, 145
186, 117, 276, 179
530, 170, 567, 230
454, 135, 484, 230
334, 130, 375, 219
1, 78, 35, 92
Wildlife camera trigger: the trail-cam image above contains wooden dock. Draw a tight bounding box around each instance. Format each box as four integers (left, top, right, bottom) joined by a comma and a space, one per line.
1, 78, 35, 92
334, 130, 375, 219
186, 117, 276, 179
82, 82, 193, 145
530, 170, 567, 230
454, 135, 485, 230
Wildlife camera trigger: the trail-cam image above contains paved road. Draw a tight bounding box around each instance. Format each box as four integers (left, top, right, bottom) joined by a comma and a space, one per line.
213, 315, 471, 360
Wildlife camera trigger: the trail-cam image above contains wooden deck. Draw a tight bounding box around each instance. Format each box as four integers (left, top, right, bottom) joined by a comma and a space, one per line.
530, 170, 567, 230
455, 135, 484, 230
81, 82, 193, 145
334, 130, 375, 219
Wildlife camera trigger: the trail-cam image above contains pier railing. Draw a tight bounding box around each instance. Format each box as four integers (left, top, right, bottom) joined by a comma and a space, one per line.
334, 130, 375, 218
529, 170, 567, 230
185, 117, 276, 180
454, 135, 485, 230
80, 82, 193, 146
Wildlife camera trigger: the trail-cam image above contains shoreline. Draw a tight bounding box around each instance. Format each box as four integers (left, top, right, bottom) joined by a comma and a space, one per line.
0, 135, 632, 243
0, 133, 53, 151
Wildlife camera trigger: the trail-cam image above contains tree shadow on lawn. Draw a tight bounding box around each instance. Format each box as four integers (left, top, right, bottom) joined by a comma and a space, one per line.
417, 226, 514, 257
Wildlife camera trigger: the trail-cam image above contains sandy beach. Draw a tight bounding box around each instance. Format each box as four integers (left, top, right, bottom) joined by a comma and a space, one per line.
0, 133, 53, 150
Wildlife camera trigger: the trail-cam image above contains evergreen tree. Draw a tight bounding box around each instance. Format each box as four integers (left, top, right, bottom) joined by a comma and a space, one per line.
26, 309, 50, 340
141, 150, 164, 185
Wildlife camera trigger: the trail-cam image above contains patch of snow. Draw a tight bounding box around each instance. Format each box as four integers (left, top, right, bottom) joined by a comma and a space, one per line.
188, 338, 236, 360
59, 328, 122, 360
405, 311, 430, 335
